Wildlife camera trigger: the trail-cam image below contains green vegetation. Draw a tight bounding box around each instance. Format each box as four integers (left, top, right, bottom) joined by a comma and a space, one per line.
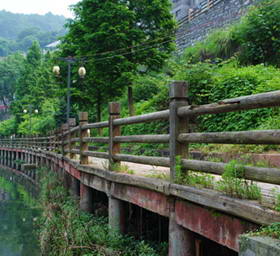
0, 10, 65, 55
10, 42, 62, 135
217, 160, 261, 200
60, 0, 176, 120
174, 158, 260, 200
251, 223, 280, 239
174, 156, 215, 189
1, 0, 280, 140
39, 169, 167, 255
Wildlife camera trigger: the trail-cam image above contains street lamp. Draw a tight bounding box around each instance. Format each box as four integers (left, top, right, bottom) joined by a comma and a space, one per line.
23, 106, 39, 133
53, 57, 86, 121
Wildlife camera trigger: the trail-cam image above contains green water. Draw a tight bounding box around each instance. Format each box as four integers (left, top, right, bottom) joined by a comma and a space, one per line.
0, 172, 40, 256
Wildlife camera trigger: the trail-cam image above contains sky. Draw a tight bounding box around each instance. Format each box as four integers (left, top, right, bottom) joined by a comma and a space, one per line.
0, 0, 80, 17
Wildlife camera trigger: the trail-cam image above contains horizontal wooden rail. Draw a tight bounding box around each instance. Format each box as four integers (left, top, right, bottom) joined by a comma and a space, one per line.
114, 135, 169, 143
82, 151, 109, 159
83, 137, 109, 143
113, 110, 169, 126
182, 159, 280, 185
178, 90, 280, 117
114, 154, 170, 167
68, 149, 79, 154
178, 0, 222, 25
178, 130, 280, 144
82, 121, 109, 130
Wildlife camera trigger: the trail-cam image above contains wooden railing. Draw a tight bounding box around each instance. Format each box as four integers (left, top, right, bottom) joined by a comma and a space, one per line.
1, 81, 280, 186
178, 0, 222, 25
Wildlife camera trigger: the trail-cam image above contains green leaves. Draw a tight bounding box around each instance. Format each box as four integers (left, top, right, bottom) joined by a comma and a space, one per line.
237, 0, 280, 66
60, 0, 175, 120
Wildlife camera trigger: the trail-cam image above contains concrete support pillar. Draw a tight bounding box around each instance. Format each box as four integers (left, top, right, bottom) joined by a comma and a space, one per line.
42, 156, 46, 166
109, 196, 126, 234
80, 183, 94, 213
70, 175, 80, 199
168, 212, 195, 256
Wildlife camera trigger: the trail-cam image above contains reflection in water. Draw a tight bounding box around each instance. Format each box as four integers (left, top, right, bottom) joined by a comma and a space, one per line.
0, 169, 40, 256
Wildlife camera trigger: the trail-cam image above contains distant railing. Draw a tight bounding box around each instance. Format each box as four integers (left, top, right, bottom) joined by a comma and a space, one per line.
1, 81, 280, 186
178, 0, 222, 25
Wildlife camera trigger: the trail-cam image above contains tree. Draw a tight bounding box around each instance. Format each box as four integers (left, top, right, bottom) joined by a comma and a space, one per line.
0, 53, 25, 106
60, 0, 176, 120
237, 0, 280, 66
11, 42, 60, 134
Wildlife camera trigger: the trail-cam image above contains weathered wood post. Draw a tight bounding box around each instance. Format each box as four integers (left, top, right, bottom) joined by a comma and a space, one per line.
67, 119, 80, 198
61, 123, 68, 157
108, 102, 126, 233
169, 81, 189, 182
68, 118, 76, 159
79, 112, 94, 213
79, 112, 89, 165
109, 102, 121, 170
168, 81, 195, 256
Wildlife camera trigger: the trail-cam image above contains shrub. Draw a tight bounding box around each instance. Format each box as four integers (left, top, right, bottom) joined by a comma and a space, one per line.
236, 0, 280, 66
0, 117, 17, 136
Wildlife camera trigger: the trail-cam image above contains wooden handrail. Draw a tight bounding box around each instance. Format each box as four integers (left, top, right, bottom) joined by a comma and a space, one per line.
181, 159, 280, 185
178, 90, 280, 117
178, 130, 280, 144
1, 82, 280, 189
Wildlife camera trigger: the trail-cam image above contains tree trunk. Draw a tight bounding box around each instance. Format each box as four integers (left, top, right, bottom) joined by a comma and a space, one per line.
128, 86, 134, 116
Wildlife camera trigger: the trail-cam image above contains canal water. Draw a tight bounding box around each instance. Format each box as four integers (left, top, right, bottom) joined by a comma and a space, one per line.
0, 168, 40, 256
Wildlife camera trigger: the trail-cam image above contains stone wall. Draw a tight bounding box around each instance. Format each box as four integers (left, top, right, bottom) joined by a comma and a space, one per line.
176, 0, 257, 51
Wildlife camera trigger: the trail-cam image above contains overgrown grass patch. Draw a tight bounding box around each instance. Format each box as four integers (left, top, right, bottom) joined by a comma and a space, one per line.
38, 169, 167, 256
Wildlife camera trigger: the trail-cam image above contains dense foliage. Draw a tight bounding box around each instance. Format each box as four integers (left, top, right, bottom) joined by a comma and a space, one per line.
0, 0, 280, 143
0, 10, 66, 55
183, 0, 280, 67
59, 0, 176, 121
39, 169, 167, 256
7, 42, 63, 135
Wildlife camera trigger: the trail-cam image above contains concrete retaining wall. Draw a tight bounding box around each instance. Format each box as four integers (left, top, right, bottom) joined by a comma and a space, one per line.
239, 236, 280, 256
176, 0, 258, 51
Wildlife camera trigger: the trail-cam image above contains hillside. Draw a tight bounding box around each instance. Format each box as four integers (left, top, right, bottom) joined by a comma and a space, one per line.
0, 10, 66, 55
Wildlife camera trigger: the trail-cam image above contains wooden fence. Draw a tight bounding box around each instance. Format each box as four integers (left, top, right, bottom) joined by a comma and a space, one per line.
1, 81, 280, 186
178, 0, 222, 25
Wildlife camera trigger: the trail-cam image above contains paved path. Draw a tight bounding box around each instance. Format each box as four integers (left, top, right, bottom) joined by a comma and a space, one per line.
71, 155, 280, 208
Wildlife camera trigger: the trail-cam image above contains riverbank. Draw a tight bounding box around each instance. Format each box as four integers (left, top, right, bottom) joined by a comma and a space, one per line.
38, 168, 167, 256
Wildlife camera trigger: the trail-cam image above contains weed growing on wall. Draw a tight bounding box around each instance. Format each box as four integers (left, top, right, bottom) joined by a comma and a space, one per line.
251, 222, 280, 239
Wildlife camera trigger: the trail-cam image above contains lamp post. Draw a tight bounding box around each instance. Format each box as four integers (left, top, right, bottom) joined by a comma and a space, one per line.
53, 57, 86, 121
23, 106, 39, 133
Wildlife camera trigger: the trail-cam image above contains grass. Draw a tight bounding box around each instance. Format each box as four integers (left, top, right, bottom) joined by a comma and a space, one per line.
250, 222, 280, 240
101, 161, 134, 174
174, 157, 261, 200
38, 168, 167, 256
145, 172, 169, 180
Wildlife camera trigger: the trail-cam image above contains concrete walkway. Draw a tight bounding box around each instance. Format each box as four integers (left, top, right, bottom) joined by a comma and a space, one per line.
70, 154, 280, 209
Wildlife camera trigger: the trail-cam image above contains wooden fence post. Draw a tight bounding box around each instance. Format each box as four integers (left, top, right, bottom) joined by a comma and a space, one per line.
169, 81, 189, 182
68, 118, 77, 159
109, 102, 121, 170
61, 124, 68, 157
79, 112, 89, 165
